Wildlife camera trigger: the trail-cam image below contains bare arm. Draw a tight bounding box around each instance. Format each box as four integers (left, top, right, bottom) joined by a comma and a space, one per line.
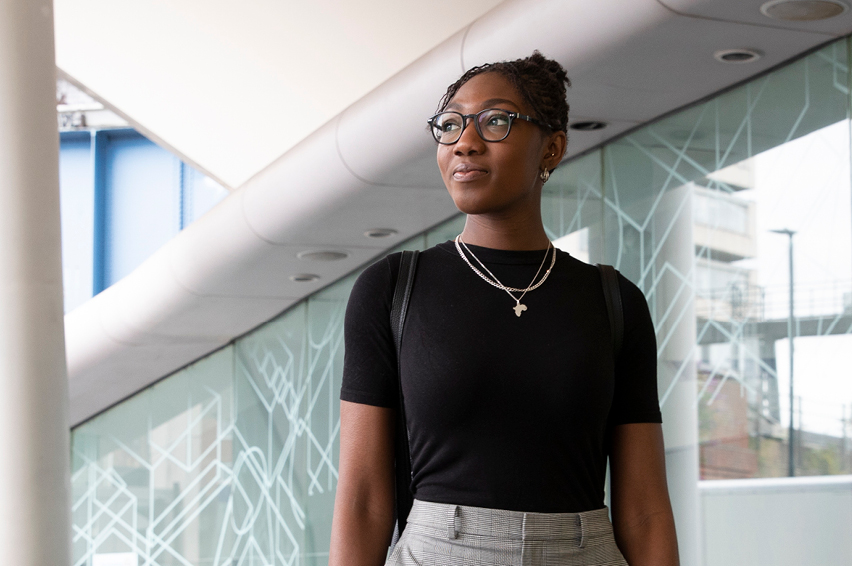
329, 400, 396, 566
609, 423, 679, 566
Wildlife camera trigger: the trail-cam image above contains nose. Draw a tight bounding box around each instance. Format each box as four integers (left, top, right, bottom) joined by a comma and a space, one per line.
454, 116, 485, 155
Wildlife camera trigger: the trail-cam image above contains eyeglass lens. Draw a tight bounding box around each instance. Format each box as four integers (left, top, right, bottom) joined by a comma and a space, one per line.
431, 109, 511, 144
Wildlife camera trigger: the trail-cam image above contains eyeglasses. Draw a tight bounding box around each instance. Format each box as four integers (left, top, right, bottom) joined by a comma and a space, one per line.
427, 108, 551, 145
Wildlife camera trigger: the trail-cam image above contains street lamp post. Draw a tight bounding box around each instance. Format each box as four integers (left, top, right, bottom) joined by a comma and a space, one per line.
770, 228, 796, 477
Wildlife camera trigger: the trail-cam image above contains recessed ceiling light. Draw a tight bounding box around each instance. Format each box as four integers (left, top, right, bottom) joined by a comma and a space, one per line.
364, 228, 398, 238
570, 121, 607, 131
289, 273, 320, 282
761, 0, 847, 21
714, 49, 762, 64
297, 250, 348, 261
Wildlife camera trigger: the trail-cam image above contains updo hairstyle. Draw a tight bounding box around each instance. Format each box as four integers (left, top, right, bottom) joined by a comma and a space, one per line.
436, 51, 571, 136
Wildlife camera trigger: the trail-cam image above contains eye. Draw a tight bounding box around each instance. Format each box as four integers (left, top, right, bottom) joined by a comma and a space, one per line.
430, 112, 465, 143
478, 110, 511, 140
484, 113, 509, 127
442, 120, 461, 133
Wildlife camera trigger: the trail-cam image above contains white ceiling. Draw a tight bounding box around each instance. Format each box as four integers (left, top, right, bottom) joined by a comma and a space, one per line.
62, 0, 852, 425
53, 0, 506, 189
659, 0, 852, 34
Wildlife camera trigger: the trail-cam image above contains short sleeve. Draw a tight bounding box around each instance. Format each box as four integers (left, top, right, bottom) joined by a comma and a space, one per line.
608, 274, 663, 425
339, 254, 400, 408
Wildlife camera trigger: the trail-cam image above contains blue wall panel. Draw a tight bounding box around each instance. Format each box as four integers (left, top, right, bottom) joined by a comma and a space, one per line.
58, 128, 229, 310
103, 131, 182, 287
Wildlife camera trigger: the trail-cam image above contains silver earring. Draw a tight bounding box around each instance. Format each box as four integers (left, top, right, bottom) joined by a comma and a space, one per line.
540, 168, 550, 183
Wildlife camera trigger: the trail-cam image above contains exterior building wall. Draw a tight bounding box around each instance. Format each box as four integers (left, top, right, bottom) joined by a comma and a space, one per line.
70, 38, 852, 566
699, 375, 758, 479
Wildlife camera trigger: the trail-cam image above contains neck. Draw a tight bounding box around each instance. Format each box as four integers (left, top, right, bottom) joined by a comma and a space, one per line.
460, 208, 550, 251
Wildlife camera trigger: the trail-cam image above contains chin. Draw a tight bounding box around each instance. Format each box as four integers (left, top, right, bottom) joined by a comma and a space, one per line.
454, 202, 489, 215
448, 190, 505, 215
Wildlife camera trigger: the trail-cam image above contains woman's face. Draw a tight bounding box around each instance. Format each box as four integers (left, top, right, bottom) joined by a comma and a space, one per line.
436, 72, 556, 216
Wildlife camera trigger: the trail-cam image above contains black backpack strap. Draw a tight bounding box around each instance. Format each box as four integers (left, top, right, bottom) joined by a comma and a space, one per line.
389, 250, 419, 550
596, 264, 624, 359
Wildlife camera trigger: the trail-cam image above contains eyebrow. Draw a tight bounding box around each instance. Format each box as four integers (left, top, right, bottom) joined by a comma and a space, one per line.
445, 97, 521, 111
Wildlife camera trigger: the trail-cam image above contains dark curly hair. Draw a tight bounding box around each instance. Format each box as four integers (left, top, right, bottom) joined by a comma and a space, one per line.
436, 51, 571, 135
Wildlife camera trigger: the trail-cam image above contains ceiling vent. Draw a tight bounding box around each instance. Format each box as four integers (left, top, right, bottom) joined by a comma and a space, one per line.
364, 228, 398, 238
760, 0, 848, 20
570, 121, 607, 131
714, 49, 762, 64
297, 250, 348, 261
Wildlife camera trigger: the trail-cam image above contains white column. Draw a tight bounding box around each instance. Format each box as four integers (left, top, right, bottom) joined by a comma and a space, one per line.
0, 0, 71, 564
656, 185, 702, 566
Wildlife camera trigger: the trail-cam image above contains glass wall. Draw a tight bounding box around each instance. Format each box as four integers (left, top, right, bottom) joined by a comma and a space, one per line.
71, 39, 852, 566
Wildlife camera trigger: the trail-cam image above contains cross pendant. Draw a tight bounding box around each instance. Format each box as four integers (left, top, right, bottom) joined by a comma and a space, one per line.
513, 303, 528, 317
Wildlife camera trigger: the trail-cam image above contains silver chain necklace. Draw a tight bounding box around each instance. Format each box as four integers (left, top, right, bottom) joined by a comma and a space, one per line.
454, 234, 556, 317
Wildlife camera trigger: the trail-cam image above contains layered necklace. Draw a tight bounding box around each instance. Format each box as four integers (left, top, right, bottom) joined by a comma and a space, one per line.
454, 234, 556, 317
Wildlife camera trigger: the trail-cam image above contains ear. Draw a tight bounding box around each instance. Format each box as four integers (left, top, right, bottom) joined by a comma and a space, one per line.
540, 130, 567, 172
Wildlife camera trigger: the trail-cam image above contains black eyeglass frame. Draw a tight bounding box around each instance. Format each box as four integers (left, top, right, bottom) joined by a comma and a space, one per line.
426, 108, 552, 145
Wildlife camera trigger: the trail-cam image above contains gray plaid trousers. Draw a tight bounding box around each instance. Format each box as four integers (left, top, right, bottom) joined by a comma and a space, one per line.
386, 499, 629, 566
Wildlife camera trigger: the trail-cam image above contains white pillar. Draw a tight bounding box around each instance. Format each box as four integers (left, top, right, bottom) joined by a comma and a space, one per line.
656, 185, 702, 566
0, 0, 72, 564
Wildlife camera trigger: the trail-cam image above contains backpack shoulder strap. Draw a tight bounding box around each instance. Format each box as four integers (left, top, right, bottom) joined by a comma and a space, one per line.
391, 250, 419, 357
389, 250, 419, 550
596, 264, 624, 358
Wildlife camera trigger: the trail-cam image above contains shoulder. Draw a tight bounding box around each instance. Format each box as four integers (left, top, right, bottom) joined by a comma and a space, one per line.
615, 272, 648, 308
350, 250, 408, 297
612, 272, 652, 333
355, 243, 454, 286
348, 245, 448, 310
570, 261, 651, 331
347, 254, 397, 320
598, 270, 655, 355
579, 262, 649, 309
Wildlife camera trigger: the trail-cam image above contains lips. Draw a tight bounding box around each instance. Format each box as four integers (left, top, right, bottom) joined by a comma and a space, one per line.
452, 162, 488, 182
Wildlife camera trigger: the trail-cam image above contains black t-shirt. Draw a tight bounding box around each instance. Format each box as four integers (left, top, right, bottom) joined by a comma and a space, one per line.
340, 241, 661, 513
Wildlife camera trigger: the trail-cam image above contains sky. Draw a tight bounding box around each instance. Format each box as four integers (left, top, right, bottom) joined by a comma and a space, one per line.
775, 336, 852, 436
739, 119, 852, 437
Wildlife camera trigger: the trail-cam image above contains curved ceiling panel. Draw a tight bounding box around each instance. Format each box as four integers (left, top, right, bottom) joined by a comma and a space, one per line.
658, 0, 852, 35
240, 119, 374, 243
336, 28, 467, 188
465, 0, 830, 133
463, 0, 670, 71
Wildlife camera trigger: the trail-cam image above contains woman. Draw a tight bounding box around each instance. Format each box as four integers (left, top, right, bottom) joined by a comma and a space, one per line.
329, 52, 679, 566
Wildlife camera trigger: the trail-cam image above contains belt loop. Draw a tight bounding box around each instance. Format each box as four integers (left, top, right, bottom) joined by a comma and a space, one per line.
448, 505, 460, 539
577, 513, 586, 548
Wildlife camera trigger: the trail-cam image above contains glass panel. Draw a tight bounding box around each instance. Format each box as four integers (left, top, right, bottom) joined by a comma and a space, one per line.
71, 347, 234, 566
544, 149, 604, 264
596, 37, 852, 483
225, 284, 349, 565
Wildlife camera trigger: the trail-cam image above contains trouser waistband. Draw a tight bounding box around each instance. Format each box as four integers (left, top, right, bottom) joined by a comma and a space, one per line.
405, 499, 614, 547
